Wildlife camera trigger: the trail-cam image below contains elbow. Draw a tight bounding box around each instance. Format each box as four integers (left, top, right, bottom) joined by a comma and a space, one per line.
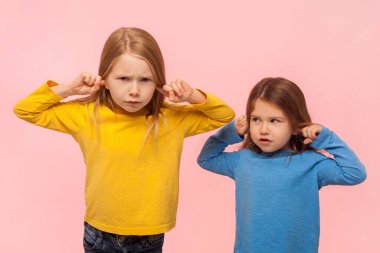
197, 153, 212, 170
355, 166, 367, 185
197, 155, 206, 169
214, 108, 236, 127
13, 102, 38, 123
349, 165, 367, 185
225, 108, 236, 123
13, 102, 26, 119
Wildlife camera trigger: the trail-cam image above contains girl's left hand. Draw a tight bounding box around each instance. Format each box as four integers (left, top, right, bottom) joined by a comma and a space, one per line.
160, 80, 206, 104
301, 123, 323, 144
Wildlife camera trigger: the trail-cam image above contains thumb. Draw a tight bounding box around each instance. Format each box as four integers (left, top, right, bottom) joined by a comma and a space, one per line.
303, 138, 313, 145
156, 86, 177, 102
156, 86, 167, 96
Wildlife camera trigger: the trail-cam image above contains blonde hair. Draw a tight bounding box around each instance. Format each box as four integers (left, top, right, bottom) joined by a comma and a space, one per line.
82, 27, 166, 139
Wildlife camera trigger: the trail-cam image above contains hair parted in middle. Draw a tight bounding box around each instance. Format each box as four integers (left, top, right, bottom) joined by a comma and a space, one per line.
82, 27, 166, 139
243, 77, 314, 153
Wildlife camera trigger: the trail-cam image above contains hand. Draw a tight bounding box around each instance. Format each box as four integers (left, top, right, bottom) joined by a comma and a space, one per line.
301, 123, 323, 144
52, 72, 104, 97
159, 79, 206, 104
234, 115, 248, 136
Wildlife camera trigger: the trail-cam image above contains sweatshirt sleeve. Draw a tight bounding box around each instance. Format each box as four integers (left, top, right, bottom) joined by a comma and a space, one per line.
197, 121, 243, 179
311, 127, 367, 188
171, 90, 235, 137
13, 81, 88, 135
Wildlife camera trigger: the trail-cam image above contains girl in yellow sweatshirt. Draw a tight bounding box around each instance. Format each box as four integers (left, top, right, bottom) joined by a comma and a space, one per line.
14, 27, 234, 253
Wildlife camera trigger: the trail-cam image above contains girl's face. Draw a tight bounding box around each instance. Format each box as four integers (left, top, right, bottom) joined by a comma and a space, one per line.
250, 99, 294, 153
105, 52, 156, 113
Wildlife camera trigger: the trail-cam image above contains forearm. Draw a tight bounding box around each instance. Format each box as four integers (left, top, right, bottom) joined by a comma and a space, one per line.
197, 122, 242, 178
51, 82, 75, 98
192, 92, 235, 125
14, 81, 85, 134
187, 89, 207, 104
313, 128, 367, 185
14, 81, 63, 122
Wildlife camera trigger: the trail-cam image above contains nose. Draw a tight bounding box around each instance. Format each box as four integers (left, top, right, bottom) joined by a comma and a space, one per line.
260, 122, 269, 135
128, 81, 140, 96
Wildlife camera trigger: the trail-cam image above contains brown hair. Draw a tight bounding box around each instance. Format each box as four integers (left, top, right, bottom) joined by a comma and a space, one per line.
81, 27, 166, 139
243, 77, 313, 153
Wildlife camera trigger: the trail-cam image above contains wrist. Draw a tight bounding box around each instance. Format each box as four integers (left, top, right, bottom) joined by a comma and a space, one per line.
187, 89, 206, 104
237, 130, 245, 136
50, 83, 74, 98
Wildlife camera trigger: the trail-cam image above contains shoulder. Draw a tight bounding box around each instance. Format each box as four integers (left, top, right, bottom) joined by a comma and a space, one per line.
60, 99, 96, 112
295, 150, 332, 166
160, 103, 201, 121
161, 103, 196, 113
238, 148, 260, 159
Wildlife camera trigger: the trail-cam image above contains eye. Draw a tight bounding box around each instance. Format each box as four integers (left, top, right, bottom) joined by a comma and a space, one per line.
140, 77, 152, 82
271, 119, 281, 124
118, 76, 130, 81
251, 117, 260, 123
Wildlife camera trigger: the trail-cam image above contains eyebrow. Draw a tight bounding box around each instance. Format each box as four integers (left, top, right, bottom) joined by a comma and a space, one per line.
251, 114, 286, 120
115, 73, 153, 78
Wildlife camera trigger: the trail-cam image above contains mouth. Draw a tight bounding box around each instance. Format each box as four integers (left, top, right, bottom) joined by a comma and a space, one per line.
258, 138, 272, 144
126, 101, 141, 105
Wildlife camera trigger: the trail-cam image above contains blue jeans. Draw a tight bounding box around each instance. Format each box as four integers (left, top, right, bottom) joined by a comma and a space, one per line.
83, 222, 164, 253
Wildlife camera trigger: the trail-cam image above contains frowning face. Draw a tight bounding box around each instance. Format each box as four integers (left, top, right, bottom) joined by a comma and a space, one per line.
105, 52, 156, 113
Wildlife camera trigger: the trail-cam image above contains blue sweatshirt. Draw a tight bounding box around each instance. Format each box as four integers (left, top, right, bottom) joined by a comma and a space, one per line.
197, 122, 366, 253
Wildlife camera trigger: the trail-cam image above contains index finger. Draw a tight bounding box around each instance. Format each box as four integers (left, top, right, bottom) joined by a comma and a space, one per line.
156, 86, 168, 96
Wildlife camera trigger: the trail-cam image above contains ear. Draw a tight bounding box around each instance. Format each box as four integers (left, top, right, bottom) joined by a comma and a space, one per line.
100, 80, 108, 89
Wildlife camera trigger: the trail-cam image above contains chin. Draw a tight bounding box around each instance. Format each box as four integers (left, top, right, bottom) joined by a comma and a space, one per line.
257, 146, 277, 153
125, 108, 139, 112
121, 105, 144, 113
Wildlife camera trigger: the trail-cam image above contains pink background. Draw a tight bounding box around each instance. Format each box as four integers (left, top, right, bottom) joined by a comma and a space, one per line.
1, 0, 379, 252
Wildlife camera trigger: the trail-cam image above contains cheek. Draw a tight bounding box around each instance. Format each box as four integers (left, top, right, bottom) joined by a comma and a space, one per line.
280, 130, 293, 142
144, 86, 157, 98
249, 126, 257, 136
109, 87, 128, 102
149, 88, 156, 97
109, 87, 122, 97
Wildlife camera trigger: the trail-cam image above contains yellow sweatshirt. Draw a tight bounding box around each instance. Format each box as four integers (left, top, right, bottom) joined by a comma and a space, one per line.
14, 81, 235, 235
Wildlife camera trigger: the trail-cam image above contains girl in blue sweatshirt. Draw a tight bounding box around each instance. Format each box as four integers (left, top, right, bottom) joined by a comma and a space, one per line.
197, 77, 366, 253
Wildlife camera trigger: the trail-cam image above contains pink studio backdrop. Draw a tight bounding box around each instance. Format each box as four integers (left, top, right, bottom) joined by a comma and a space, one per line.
1, 0, 379, 252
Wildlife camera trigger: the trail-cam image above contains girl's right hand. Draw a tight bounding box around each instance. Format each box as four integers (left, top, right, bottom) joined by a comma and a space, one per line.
234, 115, 248, 136
52, 72, 104, 98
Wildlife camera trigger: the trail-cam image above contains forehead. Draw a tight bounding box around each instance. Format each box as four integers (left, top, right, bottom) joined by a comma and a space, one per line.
112, 52, 152, 75
251, 99, 287, 118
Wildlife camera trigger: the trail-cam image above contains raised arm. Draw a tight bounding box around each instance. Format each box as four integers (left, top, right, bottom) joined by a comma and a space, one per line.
160, 80, 235, 136
197, 121, 244, 179
13, 72, 103, 134
304, 125, 367, 187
